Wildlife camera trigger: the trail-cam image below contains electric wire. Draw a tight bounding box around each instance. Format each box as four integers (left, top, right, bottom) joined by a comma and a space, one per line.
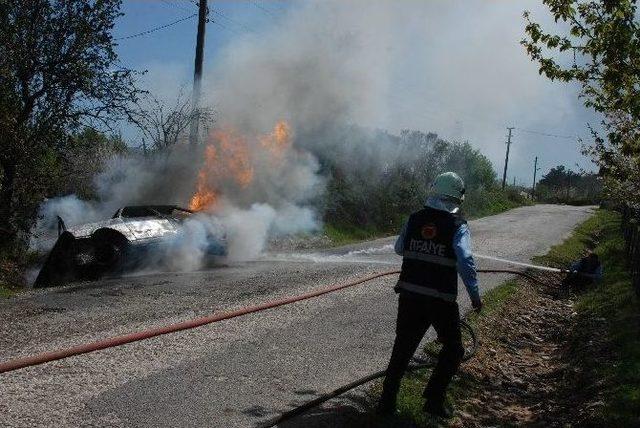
252, 1, 279, 18
210, 19, 242, 36
211, 9, 254, 33
516, 128, 577, 140
159, 0, 194, 13
115, 13, 198, 40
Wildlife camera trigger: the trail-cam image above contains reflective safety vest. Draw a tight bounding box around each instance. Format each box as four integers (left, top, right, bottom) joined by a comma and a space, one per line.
396, 207, 465, 302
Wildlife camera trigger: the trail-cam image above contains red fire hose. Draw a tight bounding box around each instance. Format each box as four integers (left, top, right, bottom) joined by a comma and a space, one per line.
0, 268, 545, 375
0, 270, 400, 374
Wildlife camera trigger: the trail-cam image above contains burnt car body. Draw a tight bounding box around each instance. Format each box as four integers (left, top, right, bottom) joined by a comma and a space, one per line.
34, 205, 226, 288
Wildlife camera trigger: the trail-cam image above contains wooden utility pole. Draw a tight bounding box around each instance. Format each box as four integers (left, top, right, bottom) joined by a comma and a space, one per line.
501, 127, 514, 190
189, 0, 208, 146
531, 156, 540, 198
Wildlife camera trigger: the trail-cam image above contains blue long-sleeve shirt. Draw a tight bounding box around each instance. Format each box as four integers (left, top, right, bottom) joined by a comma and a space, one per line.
569, 260, 603, 282
394, 198, 480, 302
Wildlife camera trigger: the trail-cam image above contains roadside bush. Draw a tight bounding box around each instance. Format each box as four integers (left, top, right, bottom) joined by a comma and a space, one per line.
321, 128, 528, 240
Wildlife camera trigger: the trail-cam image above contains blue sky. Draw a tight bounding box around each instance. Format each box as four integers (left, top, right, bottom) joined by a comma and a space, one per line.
112, 1, 601, 185
114, 1, 285, 72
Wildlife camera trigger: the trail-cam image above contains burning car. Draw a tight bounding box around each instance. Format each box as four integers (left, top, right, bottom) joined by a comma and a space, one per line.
34, 205, 227, 288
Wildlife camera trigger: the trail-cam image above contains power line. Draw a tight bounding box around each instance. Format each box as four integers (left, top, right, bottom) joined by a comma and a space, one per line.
159, 0, 194, 13
252, 1, 278, 18
115, 13, 197, 40
516, 128, 576, 140
211, 9, 254, 33
211, 18, 242, 35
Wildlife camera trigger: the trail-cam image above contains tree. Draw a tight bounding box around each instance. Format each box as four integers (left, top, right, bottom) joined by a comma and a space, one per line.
129, 90, 215, 153
55, 127, 127, 198
0, 0, 141, 252
521, 0, 640, 205
537, 165, 602, 203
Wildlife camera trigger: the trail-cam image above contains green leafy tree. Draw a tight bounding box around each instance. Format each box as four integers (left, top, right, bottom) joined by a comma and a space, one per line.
0, 0, 141, 253
536, 165, 601, 203
521, 0, 639, 205
55, 127, 127, 199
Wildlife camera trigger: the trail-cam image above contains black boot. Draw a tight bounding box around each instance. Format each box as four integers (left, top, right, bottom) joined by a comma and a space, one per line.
375, 398, 397, 417
422, 398, 452, 419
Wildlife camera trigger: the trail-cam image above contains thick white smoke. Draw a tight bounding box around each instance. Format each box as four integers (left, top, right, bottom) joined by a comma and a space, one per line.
30, 195, 103, 252
32, 0, 597, 276
203, 0, 598, 178
31, 142, 322, 270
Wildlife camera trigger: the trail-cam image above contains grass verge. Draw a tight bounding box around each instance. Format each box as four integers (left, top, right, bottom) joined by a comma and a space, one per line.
0, 285, 16, 298
382, 209, 639, 426
536, 209, 640, 426
325, 188, 532, 246
324, 224, 394, 246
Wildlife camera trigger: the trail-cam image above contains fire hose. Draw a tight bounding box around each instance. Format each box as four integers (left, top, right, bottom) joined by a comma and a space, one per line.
0, 269, 548, 378
261, 268, 548, 427
0, 270, 399, 374
0, 266, 554, 427
261, 321, 478, 428
0, 267, 546, 378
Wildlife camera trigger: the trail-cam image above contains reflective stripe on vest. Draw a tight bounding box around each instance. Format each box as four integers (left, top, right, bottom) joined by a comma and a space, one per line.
395, 281, 457, 302
402, 251, 457, 267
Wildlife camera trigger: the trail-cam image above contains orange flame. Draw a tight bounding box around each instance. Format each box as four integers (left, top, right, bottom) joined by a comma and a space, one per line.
215, 127, 254, 188
260, 120, 291, 161
189, 146, 219, 211
189, 121, 292, 212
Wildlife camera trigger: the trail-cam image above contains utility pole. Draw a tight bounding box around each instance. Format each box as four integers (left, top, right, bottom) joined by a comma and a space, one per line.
501, 127, 514, 190
531, 156, 540, 198
513, 176, 516, 187
189, 0, 208, 146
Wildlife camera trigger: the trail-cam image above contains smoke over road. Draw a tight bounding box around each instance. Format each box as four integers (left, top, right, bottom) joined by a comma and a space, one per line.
32, 0, 596, 275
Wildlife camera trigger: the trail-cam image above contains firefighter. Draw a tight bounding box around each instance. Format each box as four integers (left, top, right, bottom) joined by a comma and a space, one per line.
377, 172, 482, 419
563, 250, 603, 290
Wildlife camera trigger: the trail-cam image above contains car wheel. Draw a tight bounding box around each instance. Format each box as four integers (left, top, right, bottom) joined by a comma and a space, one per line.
91, 230, 129, 274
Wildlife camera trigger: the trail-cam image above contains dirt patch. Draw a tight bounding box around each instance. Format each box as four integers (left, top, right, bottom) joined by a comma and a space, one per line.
452, 275, 612, 427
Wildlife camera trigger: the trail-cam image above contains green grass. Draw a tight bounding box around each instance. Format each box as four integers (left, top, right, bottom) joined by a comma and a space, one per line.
325, 188, 532, 246
0, 286, 15, 298
536, 209, 640, 426
464, 187, 533, 220
324, 223, 394, 246
462, 279, 520, 328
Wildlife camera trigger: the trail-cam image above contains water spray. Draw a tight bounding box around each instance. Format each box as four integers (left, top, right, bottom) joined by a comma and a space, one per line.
266, 246, 569, 274
473, 253, 567, 273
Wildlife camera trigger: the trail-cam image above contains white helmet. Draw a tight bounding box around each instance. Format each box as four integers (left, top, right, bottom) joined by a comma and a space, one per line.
431, 172, 465, 202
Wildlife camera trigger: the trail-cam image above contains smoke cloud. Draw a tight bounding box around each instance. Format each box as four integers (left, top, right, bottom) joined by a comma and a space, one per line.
33, 0, 597, 276
203, 0, 598, 177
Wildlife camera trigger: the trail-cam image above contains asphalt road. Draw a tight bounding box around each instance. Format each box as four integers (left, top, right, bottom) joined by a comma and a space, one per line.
0, 204, 594, 427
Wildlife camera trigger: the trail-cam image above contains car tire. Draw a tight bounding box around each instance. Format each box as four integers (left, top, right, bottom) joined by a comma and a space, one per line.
91, 230, 129, 274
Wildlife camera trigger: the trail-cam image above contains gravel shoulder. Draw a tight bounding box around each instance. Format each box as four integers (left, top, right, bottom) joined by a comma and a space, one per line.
0, 204, 595, 427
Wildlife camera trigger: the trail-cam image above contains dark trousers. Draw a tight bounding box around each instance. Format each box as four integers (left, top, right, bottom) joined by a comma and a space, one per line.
380, 292, 464, 407
562, 272, 594, 290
